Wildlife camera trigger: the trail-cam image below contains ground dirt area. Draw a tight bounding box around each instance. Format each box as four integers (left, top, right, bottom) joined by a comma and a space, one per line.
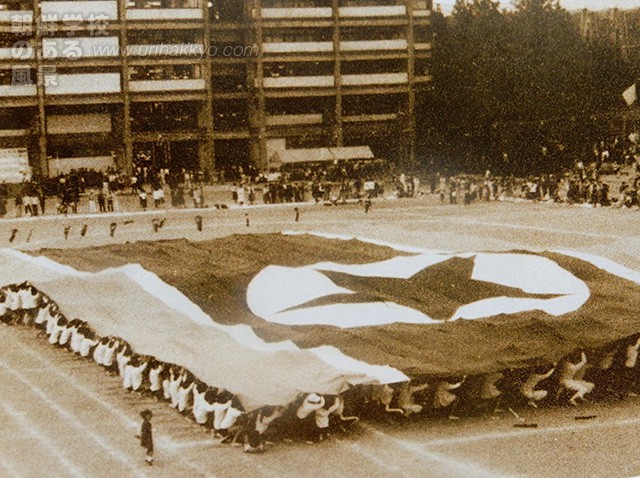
1, 195, 639, 477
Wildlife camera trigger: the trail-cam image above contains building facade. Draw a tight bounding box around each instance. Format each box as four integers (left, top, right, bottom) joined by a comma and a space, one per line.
0, 0, 432, 179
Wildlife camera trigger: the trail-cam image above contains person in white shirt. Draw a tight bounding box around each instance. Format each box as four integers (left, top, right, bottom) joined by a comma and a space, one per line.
69, 321, 87, 354
372, 384, 404, 416
49, 316, 67, 345
396, 381, 430, 416
147, 359, 164, 399
161, 364, 174, 402
197, 387, 220, 429
4, 285, 21, 324
621, 335, 640, 395
34, 299, 54, 331
169, 366, 185, 409
520, 364, 556, 407
124, 356, 148, 392
93, 337, 110, 365
17, 283, 40, 326
477, 372, 504, 414
102, 338, 118, 373
218, 396, 244, 444
559, 351, 594, 406
244, 406, 284, 453
296, 393, 325, 420
0, 290, 9, 324
313, 395, 345, 442
211, 390, 233, 438
192, 382, 213, 425
176, 373, 195, 414
116, 343, 132, 377
79, 330, 99, 358
433, 376, 466, 419
58, 318, 78, 348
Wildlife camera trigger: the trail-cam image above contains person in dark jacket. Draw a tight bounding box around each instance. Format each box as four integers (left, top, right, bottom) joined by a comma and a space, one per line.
137, 409, 154, 465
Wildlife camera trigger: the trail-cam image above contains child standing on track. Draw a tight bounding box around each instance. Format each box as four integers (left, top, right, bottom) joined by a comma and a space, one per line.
136, 409, 154, 466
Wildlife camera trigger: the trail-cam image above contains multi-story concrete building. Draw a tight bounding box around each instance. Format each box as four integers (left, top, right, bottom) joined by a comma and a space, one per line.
0, 0, 432, 180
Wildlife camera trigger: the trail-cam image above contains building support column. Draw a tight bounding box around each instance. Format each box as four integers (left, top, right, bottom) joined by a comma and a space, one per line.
33, 0, 48, 178
119, 0, 133, 176
200, 0, 215, 181
253, 0, 267, 169
332, 0, 342, 147
405, 0, 417, 169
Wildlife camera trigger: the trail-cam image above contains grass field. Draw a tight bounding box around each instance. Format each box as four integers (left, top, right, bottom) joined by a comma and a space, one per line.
1, 195, 639, 477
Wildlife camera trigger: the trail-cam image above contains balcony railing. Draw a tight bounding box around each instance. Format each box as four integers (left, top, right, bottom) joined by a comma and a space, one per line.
128, 78, 205, 92
126, 8, 203, 20
258, 7, 332, 19
41, 1, 118, 20
42, 37, 119, 59
0, 129, 29, 137
338, 6, 406, 17
340, 39, 407, 51
414, 42, 431, 50
341, 72, 408, 85
265, 113, 323, 126
45, 73, 121, 95
413, 9, 430, 17
261, 76, 334, 88
262, 42, 333, 54
127, 43, 205, 56
0, 84, 37, 97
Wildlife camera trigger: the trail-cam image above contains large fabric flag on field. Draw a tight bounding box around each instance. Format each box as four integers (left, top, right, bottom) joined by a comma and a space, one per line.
33, 233, 640, 382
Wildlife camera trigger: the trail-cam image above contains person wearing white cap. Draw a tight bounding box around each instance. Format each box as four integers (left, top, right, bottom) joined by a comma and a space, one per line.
313, 395, 344, 442
296, 393, 325, 419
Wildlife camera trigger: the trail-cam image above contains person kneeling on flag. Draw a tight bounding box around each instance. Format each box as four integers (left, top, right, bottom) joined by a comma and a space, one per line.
432, 376, 466, 419
244, 406, 284, 453
520, 364, 556, 407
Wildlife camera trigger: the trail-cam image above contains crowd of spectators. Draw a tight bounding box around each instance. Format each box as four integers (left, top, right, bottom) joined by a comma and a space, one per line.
1, 136, 640, 218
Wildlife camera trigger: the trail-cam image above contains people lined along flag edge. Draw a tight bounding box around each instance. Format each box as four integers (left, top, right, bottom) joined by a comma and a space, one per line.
0, 247, 407, 411
4, 256, 640, 445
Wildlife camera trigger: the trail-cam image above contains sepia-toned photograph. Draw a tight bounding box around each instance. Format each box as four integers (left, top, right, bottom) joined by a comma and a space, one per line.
0, 0, 639, 476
